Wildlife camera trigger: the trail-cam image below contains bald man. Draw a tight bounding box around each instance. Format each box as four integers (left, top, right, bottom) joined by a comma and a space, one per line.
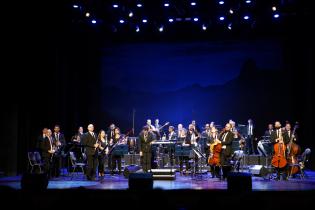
82, 124, 99, 180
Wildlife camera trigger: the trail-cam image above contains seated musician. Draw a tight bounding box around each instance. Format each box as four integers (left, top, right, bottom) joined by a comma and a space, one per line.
168, 126, 177, 141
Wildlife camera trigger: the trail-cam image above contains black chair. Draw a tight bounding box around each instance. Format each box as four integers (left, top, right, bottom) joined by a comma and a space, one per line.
28, 152, 43, 173
69, 151, 86, 179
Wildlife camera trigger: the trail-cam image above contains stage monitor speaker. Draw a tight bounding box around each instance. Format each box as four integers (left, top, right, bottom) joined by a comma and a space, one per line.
128, 173, 153, 190
21, 173, 49, 191
249, 165, 269, 177
227, 172, 252, 191
123, 165, 141, 178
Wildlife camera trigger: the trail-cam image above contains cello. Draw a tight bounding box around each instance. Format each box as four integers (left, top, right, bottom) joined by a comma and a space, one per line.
287, 124, 301, 175
208, 132, 222, 166
271, 129, 287, 168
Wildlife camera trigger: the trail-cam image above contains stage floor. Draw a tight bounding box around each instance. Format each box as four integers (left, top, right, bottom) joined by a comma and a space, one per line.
1, 170, 315, 191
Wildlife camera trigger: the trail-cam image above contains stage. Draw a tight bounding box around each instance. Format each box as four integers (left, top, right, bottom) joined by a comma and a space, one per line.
1, 170, 315, 191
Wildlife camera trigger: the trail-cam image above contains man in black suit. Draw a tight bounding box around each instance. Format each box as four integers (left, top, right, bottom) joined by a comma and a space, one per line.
264, 124, 274, 138
168, 126, 177, 140
40, 129, 54, 177
283, 123, 298, 143
270, 121, 289, 180
51, 125, 66, 177
218, 123, 234, 180
82, 124, 99, 180
139, 126, 154, 172
246, 119, 256, 154
36, 127, 48, 152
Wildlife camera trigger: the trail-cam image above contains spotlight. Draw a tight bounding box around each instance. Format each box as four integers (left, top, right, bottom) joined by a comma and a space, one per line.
245, 0, 251, 3
219, 1, 224, 5
91, 19, 97, 24
193, 17, 199, 22
243, 15, 250, 20
273, 13, 280, 18
164, 3, 170, 7
142, 19, 148, 23
191, 2, 196, 6
228, 23, 232, 30
229, 9, 234, 14
129, 12, 133, 17
202, 24, 207, 31
119, 19, 125, 23
137, 4, 143, 8
219, 16, 225, 21
136, 26, 140, 32
272, 6, 277, 11
73, 5, 79, 8
113, 4, 119, 8
159, 26, 164, 32
85, 12, 90, 17
168, 18, 174, 23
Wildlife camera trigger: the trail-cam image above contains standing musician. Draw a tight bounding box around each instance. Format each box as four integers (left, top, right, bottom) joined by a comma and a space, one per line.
110, 127, 126, 175
40, 129, 54, 178
82, 124, 99, 181
202, 124, 212, 160
270, 121, 289, 180
96, 130, 107, 177
246, 119, 255, 154
139, 126, 155, 172
264, 124, 274, 137
216, 123, 234, 180
208, 127, 222, 178
168, 126, 177, 140
177, 124, 187, 140
107, 124, 116, 143
51, 125, 65, 178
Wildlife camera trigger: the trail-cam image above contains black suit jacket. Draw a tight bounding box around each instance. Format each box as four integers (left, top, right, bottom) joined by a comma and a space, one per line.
40, 137, 53, 158
283, 130, 297, 144
139, 132, 154, 153
168, 132, 177, 140
264, 129, 273, 137
220, 131, 234, 156
82, 132, 97, 155
270, 129, 289, 144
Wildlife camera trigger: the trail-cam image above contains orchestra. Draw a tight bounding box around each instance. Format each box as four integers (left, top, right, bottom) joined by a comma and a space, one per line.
37, 119, 304, 182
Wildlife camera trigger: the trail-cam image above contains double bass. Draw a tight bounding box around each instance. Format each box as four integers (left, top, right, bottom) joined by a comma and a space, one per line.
208, 132, 222, 166
271, 129, 287, 168
287, 124, 300, 175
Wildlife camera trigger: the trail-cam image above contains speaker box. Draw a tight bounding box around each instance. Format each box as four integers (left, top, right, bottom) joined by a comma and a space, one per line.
123, 165, 141, 178
21, 173, 49, 191
128, 173, 153, 190
227, 172, 252, 191
249, 165, 269, 177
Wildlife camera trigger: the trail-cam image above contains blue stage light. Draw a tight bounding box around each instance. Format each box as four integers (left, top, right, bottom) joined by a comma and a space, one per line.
136, 26, 140, 32
91, 19, 97, 24
159, 26, 164, 32
168, 18, 174, 23
142, 19, 148, 23
219, 16, 225, 21
191, 2, 197, 6
119, 19, 125, 24
219, 1, 224, 5
193, 17, 199, 22
244, 15, 250, 20
202, 24, 207, 30
113, 4, 119, 8
164, 3, 170, 7
246, 0, 251, 4
73, 5, 79, 8
137, 4, 143, 8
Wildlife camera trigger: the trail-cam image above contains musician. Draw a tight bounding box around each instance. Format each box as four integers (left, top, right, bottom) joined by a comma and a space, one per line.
177, 124, 186, 141
82, 124, 98, 181
264, 124, 274, 137
270, 121, 289, 180
139, 126, 155, 172
168, 126, 177, 140
147, 119, 159, 140
191, 120, 201, 133
246, 119, 255, 154
202, 124, 212, 160
70, 127, 84, 162
107, 124, 116, 143
179, 129, 192, 174
97, 130, 107, 177
36, 127, 48, 151
110, 127, 124, 175
51, 125, 65, 178
155, 119, 161, 132
283, 123, 298, 142
208, 127, 221, 177
217, 123, 234, 180
40, 129, 54, 178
